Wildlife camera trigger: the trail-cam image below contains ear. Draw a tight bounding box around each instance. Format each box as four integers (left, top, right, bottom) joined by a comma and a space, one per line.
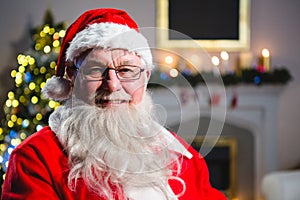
145, 69, 151, 81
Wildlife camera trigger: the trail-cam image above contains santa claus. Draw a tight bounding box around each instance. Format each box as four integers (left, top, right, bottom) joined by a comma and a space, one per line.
2, 8, 226, 200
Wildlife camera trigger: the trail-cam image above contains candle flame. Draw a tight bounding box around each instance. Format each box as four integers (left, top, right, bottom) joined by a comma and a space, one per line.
262, 48, 270, 58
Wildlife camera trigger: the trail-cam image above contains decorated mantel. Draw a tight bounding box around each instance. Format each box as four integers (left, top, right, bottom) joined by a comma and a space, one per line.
147, 49, 292, 200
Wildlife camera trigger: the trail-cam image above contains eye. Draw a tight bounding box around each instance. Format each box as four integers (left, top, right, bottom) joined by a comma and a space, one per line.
118, 66, 135, 73
82, 67, 105, 76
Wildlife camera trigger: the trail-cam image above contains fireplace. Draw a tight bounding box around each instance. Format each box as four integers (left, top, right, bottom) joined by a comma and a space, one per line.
151, 85, 283, 200
190, 135, 238, 199
170, 117, 253, 199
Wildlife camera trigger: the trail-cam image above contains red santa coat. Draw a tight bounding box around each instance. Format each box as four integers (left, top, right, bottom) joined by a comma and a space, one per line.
2, 126, 226, 200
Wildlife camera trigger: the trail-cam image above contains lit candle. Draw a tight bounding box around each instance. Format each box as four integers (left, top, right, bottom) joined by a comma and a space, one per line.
259, 48, 271, 71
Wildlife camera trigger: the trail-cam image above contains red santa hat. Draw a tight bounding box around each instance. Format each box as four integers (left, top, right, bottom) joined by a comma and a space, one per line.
42, 8, 153, 101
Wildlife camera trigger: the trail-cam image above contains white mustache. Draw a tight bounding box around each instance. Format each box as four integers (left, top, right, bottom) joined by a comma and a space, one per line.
93, 90, 132, 102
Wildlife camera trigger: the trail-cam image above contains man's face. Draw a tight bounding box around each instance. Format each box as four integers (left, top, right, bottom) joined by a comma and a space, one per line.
72, 48, 151, 106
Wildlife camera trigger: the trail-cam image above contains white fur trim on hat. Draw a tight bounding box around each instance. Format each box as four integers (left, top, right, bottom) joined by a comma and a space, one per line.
42, 76, 73, 101
66, 23, 153, 68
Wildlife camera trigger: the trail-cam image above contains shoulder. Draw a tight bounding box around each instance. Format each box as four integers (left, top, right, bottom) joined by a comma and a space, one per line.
168, 130, 203, 159
2, 127, 70, 199
167, 130, 210, 175
15, 126, 59, 148
11, 126, 64, 159
7, 126, 67, 179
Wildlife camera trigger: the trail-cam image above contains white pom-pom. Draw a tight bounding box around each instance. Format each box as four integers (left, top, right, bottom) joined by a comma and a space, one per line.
42, 76, 72, 101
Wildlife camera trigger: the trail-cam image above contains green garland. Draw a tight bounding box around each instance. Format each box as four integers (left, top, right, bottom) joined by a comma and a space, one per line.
148, 67, 292, 88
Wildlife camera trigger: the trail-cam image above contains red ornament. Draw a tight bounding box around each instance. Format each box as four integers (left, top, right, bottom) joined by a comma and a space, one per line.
231, 93, 238, 108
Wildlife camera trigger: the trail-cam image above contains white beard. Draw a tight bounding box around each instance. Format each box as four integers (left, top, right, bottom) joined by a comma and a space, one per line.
49, 92, 183, 199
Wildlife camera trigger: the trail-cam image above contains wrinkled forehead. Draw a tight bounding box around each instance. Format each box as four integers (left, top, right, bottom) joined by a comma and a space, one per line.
75, 48, 143, 68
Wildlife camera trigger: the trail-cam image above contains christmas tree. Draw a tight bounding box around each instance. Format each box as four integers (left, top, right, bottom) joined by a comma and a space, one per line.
0, 9, 66, 188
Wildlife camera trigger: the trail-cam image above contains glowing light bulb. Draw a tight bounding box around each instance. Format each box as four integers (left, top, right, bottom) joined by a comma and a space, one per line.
48, 100, 56, 108
44, 45, 51, 54
169, 68, 179, 77
40, 31, 46, 37
17, 118, 23, 125
12, 99, 19, 107
29, 82, 36, 90
7, 121, 14, 128
35, 43, 41, 50
36, 113, 43, 121
211, 56, 220, 66
11, 115, 17, 122
28, 57, 35, 65
0, 144, 6, 152
18, 66, 25, 73
22, 119, 30, 128
31, 96, 39, 104
7, 147, 14, 154
36, 125, 43, 131
17, 55, 25, 65
43, 26, 50, 33
53, 40, 60, 47
5, 100, 12, 107
49, 28, 55, 35
11, 70, 17, 78
40, 66, 47, 74
59, 30, 66, 38
8, 91, 14, 99
20, 132, 27, 140
220, 51, 229, 61
165, 56, 174, 64
53, 32, 60, 40
50, 61, 57, 69
40, 82, 46, 90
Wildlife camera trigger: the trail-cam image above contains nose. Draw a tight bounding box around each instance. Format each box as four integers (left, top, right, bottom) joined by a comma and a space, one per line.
101, 68, 122, 92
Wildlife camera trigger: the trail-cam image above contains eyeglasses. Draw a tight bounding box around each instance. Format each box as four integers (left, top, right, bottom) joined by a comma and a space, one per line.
76, 65, 145, 81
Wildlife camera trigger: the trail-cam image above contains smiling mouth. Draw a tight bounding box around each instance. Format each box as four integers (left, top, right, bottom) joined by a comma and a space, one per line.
95, 99, 130, 106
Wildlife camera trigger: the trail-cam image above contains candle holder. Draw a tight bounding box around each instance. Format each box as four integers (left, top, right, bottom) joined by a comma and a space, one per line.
258, 48, 271, 72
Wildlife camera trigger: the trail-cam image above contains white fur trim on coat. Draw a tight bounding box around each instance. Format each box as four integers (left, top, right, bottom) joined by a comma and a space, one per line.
66, 23, 153, 68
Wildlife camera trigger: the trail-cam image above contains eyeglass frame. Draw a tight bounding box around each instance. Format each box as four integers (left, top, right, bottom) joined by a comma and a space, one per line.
69, 65, 146, 82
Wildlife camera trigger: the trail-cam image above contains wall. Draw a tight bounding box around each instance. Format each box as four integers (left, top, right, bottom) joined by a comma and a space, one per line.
250, 0, 300, 169
0, 0, 299, 170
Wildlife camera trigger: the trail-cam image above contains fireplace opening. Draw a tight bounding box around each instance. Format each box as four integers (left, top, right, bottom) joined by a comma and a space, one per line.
170, 116, 254, 200
206, 147, 230, 190
190, 136, 237, 199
